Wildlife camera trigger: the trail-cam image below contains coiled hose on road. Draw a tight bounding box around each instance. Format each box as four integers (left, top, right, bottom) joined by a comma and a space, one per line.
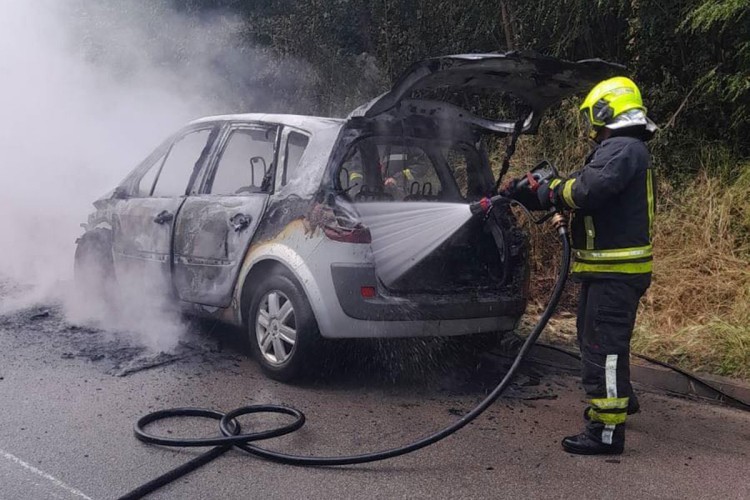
119, 226, 571, 500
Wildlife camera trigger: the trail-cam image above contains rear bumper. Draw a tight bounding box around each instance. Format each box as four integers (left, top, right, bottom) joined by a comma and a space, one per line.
322, 315, 519, 339
331, 264, 526, 321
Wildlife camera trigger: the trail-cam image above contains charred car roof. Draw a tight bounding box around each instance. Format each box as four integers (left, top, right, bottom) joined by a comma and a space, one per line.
190, 113, 344, 133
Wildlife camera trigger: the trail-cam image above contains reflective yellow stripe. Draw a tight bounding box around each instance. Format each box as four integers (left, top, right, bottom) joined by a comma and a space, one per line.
350, 172, 363, 181
574, 245, 653, 261
584, 216, 595, 250
549, 178, 562, 189
562, 179, 578, 208
572, 261, 653, 274
646, 169, 655, 241
403, 168, 414, 181
590, 397, 629, 410
588, 409, 627, 425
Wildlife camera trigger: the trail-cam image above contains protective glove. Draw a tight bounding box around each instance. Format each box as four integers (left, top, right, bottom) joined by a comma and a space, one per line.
536, 181, 553, 209
536, 178, 566, 210
500, 176, 544, 211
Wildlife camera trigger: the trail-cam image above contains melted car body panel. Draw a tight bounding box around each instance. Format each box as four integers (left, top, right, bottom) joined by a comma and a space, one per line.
111, 197, 185, 293
173, 194, 269, 307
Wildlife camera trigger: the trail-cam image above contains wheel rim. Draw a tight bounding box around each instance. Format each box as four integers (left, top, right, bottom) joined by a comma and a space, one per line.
255, 290, 297, 366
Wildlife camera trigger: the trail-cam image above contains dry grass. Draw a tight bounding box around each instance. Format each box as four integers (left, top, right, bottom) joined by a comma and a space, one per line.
633, 167, 750, 379
491, 104, 750, 380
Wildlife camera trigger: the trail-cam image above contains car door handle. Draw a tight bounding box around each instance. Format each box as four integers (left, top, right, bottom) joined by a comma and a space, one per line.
153, 210, 174, 225
230, 213, 252, 232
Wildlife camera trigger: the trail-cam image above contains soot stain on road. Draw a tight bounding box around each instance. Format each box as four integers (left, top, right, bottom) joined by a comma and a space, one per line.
0, 287, 559, 402
0, 300, 239, 379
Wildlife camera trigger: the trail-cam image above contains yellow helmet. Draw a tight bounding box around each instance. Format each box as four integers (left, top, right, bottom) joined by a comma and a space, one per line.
580, 77, 647, 139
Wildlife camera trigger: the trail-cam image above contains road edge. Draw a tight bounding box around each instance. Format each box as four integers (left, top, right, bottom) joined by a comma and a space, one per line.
490, 343, 750, 408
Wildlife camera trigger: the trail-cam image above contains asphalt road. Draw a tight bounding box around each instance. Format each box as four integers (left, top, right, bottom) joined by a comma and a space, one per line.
0, 299, 748, 500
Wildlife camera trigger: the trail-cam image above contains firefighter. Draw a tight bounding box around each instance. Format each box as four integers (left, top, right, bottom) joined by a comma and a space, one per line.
513, 77, 657, 455
383, 151, 427, 190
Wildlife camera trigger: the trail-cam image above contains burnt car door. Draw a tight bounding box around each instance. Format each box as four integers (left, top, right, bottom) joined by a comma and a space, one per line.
111, 125, 219, 293
172, 123, 279, 307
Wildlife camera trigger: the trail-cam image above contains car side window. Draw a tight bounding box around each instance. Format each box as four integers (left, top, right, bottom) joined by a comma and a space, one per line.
339, 146, 364, 191
210, 128, 277, 195
444, 147, 470, 199
378, 145, 442, 201
282, 132, 310, 185
137, 152, 166, 196
152, 128, 213, 197
444, 144, 486, 200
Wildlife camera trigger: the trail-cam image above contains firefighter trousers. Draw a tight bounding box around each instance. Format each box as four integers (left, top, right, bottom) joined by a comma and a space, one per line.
576, 276, 650, 446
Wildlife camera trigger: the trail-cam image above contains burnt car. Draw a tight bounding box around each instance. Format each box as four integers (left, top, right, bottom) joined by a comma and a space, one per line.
75, 52, 619, 380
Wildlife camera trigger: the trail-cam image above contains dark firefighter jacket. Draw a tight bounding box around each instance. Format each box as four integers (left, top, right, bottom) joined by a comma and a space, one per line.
549, 135, 655, 279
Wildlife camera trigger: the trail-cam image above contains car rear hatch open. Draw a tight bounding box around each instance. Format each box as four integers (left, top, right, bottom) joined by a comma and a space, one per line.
337, 52, 622, 295
348, 51, 624, 135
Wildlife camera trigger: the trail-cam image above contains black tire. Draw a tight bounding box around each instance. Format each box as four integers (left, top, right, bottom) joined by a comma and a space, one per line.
247, 269, 322, 382
74, 228, 115, 304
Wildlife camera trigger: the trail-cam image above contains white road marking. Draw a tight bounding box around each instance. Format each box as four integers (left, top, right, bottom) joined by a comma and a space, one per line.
0, 447, 94, 500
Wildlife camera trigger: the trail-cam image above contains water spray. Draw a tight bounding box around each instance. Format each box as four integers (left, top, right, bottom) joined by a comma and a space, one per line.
119, 198, 571, 499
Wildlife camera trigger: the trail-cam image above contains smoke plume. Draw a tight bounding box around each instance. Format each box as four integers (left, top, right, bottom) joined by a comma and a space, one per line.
0, 0, 308, 349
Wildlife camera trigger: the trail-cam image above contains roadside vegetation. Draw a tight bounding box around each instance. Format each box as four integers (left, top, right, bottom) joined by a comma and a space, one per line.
633, 165, 750, 379
86, 0, 748, 378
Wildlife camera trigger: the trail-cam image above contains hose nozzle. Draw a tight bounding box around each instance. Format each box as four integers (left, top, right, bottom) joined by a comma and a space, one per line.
470, 195, 506, 217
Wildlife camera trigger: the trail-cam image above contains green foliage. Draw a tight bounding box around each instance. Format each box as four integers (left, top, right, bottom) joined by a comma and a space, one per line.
682, 0, 749, 31
680, 0, 750, 129
165, 0, 748, 178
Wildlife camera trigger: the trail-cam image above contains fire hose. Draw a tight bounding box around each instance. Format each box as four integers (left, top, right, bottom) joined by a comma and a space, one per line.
119, 205, 570, 500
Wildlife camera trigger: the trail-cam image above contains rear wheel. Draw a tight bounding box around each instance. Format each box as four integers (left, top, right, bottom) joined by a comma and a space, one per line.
248, 270, 322, 382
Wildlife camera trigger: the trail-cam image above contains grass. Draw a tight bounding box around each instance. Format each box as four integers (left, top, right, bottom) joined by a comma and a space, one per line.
632, 167, 750, 379
492, 103, 750, 381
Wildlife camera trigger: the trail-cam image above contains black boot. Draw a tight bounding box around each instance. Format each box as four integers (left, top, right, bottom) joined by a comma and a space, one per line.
562, 433, 624, 455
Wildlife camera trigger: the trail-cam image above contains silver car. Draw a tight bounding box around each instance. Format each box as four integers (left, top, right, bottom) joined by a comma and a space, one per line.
75, 53, 618, 380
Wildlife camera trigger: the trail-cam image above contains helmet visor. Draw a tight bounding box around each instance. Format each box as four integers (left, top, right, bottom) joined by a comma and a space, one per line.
580, 109, 597, 140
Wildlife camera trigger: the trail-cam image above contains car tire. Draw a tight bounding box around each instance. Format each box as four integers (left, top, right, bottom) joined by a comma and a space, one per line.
247, 270, 322, 382
74, 228, 115, 304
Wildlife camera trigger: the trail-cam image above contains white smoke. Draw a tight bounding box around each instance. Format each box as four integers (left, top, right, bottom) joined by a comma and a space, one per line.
0, 0, 309, 349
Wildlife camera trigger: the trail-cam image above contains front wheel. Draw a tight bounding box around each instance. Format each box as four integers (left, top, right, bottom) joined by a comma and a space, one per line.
74, 228, 115, 307
247, 270, 322, 382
